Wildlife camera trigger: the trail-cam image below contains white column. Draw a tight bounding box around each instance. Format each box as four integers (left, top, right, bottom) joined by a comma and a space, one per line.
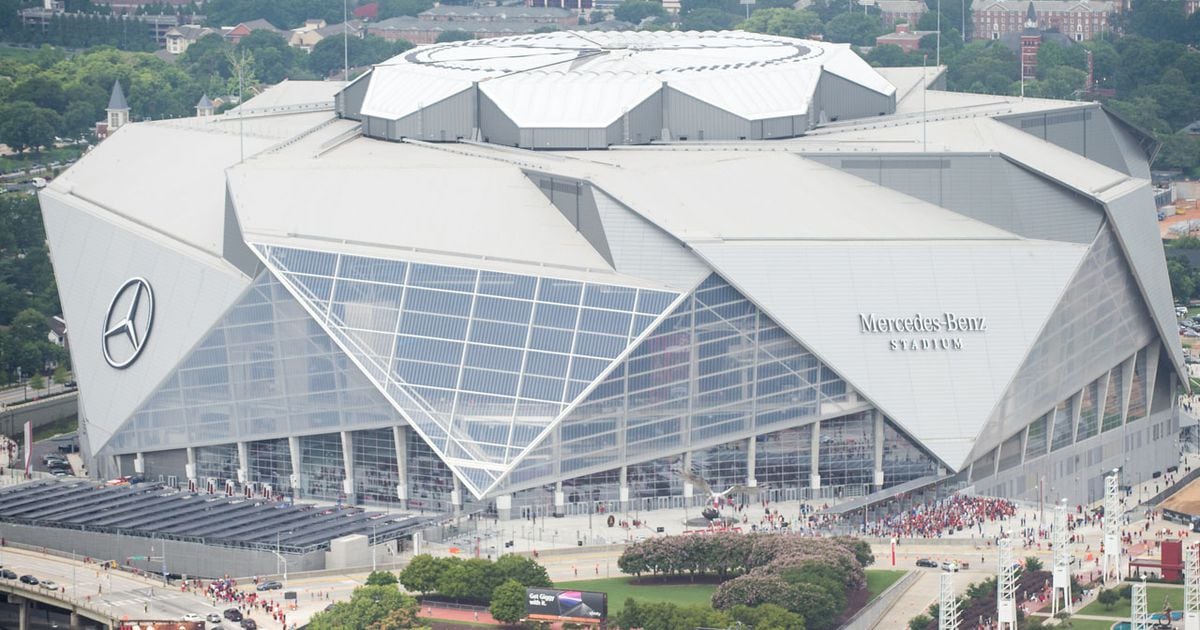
746, 437, 757, 487
185, 447, 196, 483
873, 412, 885, 488
682, 452, 694, 499
496, 494, 513, 521
133, 452, 145, 475
392, 425, 409, 506
810, 422, 821, 489
554, 480, 565, 513
288, 436, 301, 500
619, 465, 630, 510
340, 431, 355, 503
451, 476, 463, 514
236, 442, 249, 486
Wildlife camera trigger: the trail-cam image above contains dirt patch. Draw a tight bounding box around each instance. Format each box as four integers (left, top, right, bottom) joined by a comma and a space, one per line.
1161, 476, 1200, 515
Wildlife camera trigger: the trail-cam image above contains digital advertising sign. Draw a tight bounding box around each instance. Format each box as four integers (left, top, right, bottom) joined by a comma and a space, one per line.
525, 587, 608, 623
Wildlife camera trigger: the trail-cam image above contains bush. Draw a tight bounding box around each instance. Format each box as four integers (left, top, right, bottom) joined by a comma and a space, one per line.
1024, 556, 1044, 572
1097, 588, 1120, 611
399, 553, 552, 605
365, 570, 398, 586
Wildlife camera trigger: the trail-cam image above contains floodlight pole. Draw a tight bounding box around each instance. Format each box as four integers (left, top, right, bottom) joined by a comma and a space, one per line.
939, 572, 959, 630
997, 537, 1017, 630
1051, 498, 1072, 616
1132, 580, 1150, 630
1102, 469, 1121, 585
343, 0, 349, 81
1185, 542, 1199, 630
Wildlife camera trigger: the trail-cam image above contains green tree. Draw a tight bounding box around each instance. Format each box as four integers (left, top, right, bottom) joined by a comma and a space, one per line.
0, 102, 61, 154
436, 30, 475, 43
52, 365, 68, 385
1169, 257, 1198, 303
366, 570, 399, 586
867, 43, 924, 67
399, 554, 444, 596
681, 7, 739, 30
1097, 587, 1120, 611
824, 12, 884, 46
730, 603, 806, 630
309, 35, 411, 78
493, 554, 552, 588
1023, 556, 1044, 572
615, 0, 669, 24
489, 579, 526, 625
29, 374, 44, 391
237, 29, 307, 84
306, 584, 423, 630
180, 33, 234, 81
739, 8, 823, 38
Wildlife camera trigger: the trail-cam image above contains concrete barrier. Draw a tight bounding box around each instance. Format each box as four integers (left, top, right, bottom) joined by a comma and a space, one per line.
0, 393, 78, 439
840, 570, 919, 630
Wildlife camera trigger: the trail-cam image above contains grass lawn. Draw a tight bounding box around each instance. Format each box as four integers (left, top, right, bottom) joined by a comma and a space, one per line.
865, 569, 908, 599
1076, 584, 1183, 618
32, 416, 77, 443
555, 577, 717, 614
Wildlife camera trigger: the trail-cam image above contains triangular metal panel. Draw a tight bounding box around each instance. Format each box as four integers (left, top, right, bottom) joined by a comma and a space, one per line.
40, 191, 251, 456
590, 187, 711, 291
690, 239, 1087, 470
1103, 182, 1188, 387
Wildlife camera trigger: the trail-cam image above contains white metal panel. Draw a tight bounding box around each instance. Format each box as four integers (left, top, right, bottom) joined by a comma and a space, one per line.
666, 64, 820, 120
39, 191, 251, 455
480, 71, 661, 127
358, 64, 482, 121
693, 238, 1086, 469
591, 187, 710, 290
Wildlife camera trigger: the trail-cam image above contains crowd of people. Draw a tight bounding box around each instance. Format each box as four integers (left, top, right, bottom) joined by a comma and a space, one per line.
861, 495, 1019, 539
205, 577, 297, 629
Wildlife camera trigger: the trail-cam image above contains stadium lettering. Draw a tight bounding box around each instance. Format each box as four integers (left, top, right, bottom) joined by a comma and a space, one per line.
859, 311, 984, 351
888, 338, 965, 351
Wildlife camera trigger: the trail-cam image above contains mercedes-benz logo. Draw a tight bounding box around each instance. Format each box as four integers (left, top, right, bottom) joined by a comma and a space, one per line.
102, 277, 154, 369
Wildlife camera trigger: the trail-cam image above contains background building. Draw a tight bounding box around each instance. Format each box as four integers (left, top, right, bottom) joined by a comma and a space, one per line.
42, 32, 1184, 519
972, 0, 1115, 42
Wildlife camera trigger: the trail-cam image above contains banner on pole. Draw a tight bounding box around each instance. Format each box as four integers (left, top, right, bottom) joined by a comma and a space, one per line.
23, 421, 32, 478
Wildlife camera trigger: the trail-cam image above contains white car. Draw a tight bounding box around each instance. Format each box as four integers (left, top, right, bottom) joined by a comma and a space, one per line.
40, 580, 59, 590
940, 561, 959, 572
182, 613, 203, 622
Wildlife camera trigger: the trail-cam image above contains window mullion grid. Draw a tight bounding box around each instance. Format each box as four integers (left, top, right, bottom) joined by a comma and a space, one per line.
323, 253, 343, 324
507, 277, 542, 466
559, 284, 588, 405
448, 272, 483, 454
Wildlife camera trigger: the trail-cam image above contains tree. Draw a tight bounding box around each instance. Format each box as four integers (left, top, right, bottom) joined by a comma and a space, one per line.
367, 570, 399, 586
1097, 588, 1120, 611
1169, 257, 1198, 303
309, 35, 410, 78
0, 102, 61, 154
52, 365, 68, 385
739, 8, 823, 38
493, 554, 552, 588
824, 12, 884, 46
29, 374, 45, 391
1023, 556, 1043, 572
729, 604, 806, 630
489, 579, 526, 625
681, 7, 739, 30
614, 0, 669, 24
399, 554, 444, 596
237, 30, 306, 84
436, 30, 475, 43
306, 584, 423, 630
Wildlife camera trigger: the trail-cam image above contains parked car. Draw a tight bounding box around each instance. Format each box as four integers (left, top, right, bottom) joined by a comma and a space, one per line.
223, 609, 243, 622
915, 558, 938, 568
240, 619, 257, 630
19, 575, 38, 585
206, 612, 222, 623
255, 580, 282, 591
0, 569, 17, 579
941, 561, 959, 572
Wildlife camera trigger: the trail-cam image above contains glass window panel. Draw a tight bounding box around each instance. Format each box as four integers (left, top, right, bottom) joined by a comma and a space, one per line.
537, 278, 583, 305
533, 303, 578, 329
526, 351, 569, 377
352, 428, 400, 505
530, 327, 573, 353
574, 332, 626, 358
583, 284, 637, 311
1025, 413, 1049, 460
520, 376, 565, 402
1075, 379, 1100, 442
1101, 365, 1123, 432
470, 320, 528, 347
288, 274, 334, 302
405, 288, 473, 317
339, 255, 407, 284
462, 368, 519, 396
479, 271, 537, 299
636, 290, 676, 315
393, 336, 463, 365
1050, 398, 1075, 451
409, 263, 477, 292
271, 247, 336, 276
465, 344, 523, 372
399, 313, 469, 340
475, 296, 533, 324
394, 360, 460, 388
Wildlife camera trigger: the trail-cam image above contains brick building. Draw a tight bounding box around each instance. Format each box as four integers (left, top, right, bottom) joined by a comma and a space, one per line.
972, 0, 1114, 42
875, 22, 936, 52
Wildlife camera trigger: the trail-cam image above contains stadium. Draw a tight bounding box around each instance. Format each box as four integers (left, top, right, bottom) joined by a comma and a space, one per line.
41, 30, 1184, 519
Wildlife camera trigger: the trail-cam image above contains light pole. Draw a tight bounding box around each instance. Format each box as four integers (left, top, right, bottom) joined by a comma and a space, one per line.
371, 523, 377, 572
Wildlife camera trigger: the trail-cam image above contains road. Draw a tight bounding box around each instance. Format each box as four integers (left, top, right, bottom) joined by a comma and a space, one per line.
0, 545, 225, 625
0, 383, 74, 409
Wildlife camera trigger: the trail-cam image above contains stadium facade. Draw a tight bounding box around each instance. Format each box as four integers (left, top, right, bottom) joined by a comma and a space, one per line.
42, 31, 1185, 517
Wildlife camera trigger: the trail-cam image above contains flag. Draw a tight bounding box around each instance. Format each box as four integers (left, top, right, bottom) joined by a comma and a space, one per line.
23, 421, 31, 479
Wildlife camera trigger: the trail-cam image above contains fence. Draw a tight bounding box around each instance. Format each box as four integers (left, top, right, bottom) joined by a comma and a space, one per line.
839, 570, 920, 630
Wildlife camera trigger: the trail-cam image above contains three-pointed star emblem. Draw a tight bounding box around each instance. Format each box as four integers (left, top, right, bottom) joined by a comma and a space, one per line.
102, 277, 154, 369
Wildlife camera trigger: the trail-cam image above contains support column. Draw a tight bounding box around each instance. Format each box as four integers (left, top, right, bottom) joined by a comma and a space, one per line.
133, 452, 145, 475
236, 442, 249, 486
69, 611, 81, 630
340, 431, 355, 504
185, 446, 196, 483
392, 425, 409, 508
746, 437, 757, 487
288, 436, 302, 501
451, 476, 463, 514
496, 494, 513, 521
873, 412, 885, 488
17, 596, 27, 630
810, 422, 821, 489
554, 480, 565, 515
682, 452, 694, 500
619, 465, 629, 512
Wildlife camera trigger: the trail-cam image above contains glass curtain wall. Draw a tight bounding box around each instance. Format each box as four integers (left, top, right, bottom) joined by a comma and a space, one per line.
248, 438, 293, 496
195, 443, 237, 481
353, 427, 401, 505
